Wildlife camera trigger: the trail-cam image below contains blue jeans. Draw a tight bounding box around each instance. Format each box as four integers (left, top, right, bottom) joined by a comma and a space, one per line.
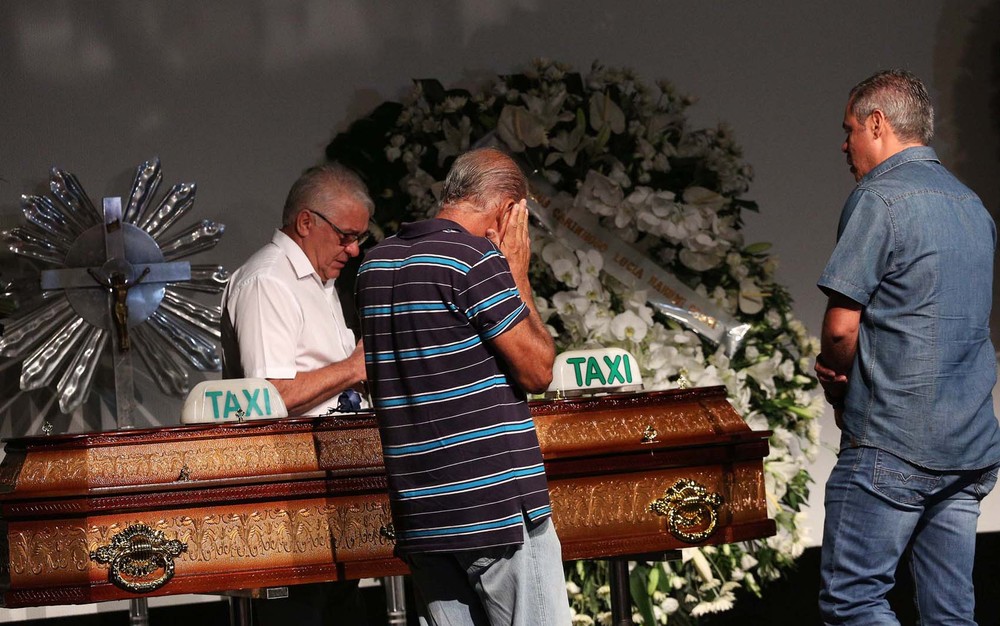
819, 446, 998, 625
406, 517, 571, 626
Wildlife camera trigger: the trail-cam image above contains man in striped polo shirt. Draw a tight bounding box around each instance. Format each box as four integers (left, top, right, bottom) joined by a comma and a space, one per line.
357, 148, 570, 625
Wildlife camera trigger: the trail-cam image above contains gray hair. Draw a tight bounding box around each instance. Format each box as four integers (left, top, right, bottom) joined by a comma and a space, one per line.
849, 69, 934, 145
282, 163, 374, 226
440, 148, 527, 213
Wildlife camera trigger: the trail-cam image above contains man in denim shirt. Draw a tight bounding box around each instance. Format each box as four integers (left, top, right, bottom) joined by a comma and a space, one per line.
815, 69, 1000, 624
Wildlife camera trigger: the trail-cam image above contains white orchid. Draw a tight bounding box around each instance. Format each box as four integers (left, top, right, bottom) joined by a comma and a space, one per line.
551, 291, 590, 319
542, 240, 574, 265
577, 248, 603, 277
583, 302, 613, 338
574, 170, 623, 217
610, 310, 649, 344
623, 289, 654, 326
550, 257, 581, 287
577, 273, 606, 303
679, 234, 728, 271
659, 203, 704, 243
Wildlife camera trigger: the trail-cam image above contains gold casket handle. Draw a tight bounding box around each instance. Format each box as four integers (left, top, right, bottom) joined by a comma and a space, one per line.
649, 479, 723, 543
90, 523, 188, 593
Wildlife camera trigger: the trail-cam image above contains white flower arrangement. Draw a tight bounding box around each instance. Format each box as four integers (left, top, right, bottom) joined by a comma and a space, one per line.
327, 59, 822, 624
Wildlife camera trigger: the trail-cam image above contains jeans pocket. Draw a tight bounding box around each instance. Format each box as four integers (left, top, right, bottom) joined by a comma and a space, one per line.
872, 449, 939, 506
458, 545, 514, 572
974, 466, 999, 499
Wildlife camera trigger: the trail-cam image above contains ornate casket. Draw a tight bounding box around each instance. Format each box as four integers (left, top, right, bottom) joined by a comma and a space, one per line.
0, 386, 773, 607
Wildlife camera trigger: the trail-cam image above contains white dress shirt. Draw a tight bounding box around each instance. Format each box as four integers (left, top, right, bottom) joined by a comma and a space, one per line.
221, 229, 356, 415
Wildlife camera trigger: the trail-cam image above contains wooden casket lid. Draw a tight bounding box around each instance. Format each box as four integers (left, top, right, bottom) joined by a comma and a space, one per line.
0, 386, 767, 512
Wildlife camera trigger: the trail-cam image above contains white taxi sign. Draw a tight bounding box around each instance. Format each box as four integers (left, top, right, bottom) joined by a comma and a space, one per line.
545, 348, 643, 398
181, 378, 288, 424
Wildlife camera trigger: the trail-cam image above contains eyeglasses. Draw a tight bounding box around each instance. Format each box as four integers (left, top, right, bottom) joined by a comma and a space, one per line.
308, 210, 370, 245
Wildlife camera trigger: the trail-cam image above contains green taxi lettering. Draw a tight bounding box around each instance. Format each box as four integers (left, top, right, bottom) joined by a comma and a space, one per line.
565, 354, 633, 387
204, 387, 275, 419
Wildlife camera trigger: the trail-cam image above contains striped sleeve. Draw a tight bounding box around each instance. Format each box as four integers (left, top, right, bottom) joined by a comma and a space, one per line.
459, 249, 529, 340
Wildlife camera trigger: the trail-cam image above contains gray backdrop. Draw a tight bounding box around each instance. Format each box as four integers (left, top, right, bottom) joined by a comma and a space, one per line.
2, 0, 999, 552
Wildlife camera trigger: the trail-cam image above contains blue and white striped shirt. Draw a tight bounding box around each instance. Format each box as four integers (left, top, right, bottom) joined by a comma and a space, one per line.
357, 219, 551, 554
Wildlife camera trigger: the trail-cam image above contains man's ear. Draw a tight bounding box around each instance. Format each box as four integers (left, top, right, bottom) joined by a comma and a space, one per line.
496, 200, 516, 242
868, 109, 885, 139
294, 209, 312, 237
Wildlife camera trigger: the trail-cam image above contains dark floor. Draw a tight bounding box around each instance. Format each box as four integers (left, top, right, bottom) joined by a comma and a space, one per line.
703, 531, 1000, 626
12, 532, 1000, 626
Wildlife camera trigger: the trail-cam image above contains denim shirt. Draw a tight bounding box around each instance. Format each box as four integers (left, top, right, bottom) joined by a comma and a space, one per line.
819, 146, 1000, 471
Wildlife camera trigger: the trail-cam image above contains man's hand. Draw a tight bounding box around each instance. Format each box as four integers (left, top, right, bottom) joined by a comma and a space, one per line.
815, 354, 848, 429
270, 339, 367, 415
814, 354, 848, 388
486, 198, 556, 393
817, 292, 861, 430
488, 199, 531, 283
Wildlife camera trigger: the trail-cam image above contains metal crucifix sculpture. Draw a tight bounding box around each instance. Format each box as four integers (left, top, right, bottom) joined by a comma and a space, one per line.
0, 159, 229, 432
39, 197, 192, 428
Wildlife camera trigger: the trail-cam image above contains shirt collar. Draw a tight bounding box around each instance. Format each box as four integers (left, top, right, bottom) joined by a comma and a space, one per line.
862, 146, 940, 182
271, 229, 321, 282
397, 218, 468, 239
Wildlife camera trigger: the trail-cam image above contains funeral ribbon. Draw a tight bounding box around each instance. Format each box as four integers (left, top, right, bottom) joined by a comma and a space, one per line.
474, 133, 749, 356
526, 178, 749, 357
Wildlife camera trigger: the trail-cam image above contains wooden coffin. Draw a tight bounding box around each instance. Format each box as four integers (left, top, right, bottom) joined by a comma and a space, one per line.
0, 386, 773, 608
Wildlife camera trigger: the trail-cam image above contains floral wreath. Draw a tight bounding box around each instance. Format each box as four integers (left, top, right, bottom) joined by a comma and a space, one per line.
327, 59, 823, 624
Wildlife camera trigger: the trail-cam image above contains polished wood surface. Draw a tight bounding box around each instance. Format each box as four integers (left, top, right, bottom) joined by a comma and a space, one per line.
0, 386, 774, 608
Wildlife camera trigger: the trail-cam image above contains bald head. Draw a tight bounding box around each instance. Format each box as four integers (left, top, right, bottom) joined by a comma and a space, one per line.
440, 148, 527, 214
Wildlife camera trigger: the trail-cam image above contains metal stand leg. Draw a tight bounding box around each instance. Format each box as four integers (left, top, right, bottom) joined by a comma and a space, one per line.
384, 576, 407, 625
129, 598, 149, 626
608, 560, 631, 626
229, 596, 252, 626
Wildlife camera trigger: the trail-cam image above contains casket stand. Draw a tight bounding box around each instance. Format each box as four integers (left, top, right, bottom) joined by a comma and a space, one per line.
0, 385, 774, 617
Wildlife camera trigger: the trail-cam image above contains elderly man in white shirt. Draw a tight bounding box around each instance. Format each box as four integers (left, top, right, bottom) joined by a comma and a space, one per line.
222, 163, 370, 415
220, 162, 373, 624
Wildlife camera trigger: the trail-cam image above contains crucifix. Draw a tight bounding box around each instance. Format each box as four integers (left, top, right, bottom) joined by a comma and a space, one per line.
39, 197, 191, 429
86, 266, 151, 352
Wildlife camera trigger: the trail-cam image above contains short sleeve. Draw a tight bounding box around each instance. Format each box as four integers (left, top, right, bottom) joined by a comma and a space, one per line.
226, 275, 303, 379
818, 189, 895, 305
458, 247, 529, 341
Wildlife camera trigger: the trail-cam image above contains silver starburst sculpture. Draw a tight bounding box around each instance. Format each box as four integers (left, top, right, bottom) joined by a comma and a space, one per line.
0, 158, 228, 420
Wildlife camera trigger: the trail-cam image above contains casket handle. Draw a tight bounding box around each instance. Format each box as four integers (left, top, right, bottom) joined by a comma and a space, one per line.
90, 523, 188, 593
640, 424, 658, 444
379, 523, 397, 542
649, 479, 723, 543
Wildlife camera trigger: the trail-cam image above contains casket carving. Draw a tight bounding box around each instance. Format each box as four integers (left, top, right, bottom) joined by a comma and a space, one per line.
0, 386, 773, 607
